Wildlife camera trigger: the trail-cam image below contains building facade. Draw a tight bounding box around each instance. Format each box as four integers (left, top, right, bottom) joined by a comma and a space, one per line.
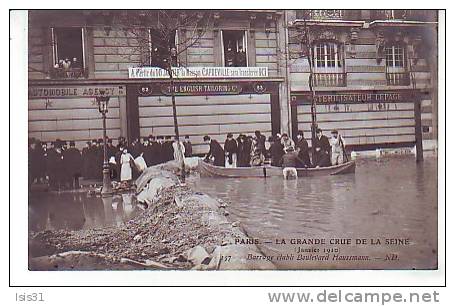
28, 10, 438, 154
287, 10, 438, 149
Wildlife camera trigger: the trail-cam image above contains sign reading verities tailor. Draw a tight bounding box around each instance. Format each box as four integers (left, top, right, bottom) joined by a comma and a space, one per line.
128, 67, 269, 79
28, 86, 126, 98
293, 91, 416, 104
160, 83, 242, 96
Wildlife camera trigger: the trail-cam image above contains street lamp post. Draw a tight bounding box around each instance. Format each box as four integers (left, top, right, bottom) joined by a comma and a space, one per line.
96, 90, 112, 197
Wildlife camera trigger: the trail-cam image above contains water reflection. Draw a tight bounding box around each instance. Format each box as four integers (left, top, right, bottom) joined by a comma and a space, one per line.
189, 156, 438, 269
29, 192, 141, 231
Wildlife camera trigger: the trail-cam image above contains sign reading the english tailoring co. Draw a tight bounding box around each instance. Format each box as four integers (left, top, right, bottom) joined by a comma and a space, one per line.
160, 83, 242, 96
28, 86, 126, 99
128, 67, 269, 79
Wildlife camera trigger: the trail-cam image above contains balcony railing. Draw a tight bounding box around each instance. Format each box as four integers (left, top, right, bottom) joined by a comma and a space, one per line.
372, 10, 434, 22
312, 73, 346, 87
50, 67, 88, 79
309, 10, 344, 20
386, 72, 410, 86
296, 10, 361, 21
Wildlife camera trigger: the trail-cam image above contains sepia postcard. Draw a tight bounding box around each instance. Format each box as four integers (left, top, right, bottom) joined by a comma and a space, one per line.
11, 8, 444, 286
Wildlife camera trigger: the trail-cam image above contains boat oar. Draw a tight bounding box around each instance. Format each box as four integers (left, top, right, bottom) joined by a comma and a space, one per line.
340, 137, 349, 162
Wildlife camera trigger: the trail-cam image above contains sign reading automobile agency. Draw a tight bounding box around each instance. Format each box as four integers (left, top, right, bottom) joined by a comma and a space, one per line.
128, 67, 269, 79
28, 86, 126, 99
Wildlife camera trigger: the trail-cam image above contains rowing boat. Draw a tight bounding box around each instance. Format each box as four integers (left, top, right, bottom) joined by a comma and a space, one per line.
198, 159, 356, 178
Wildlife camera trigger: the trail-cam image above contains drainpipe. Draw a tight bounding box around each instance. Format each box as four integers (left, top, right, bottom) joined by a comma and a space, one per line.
284, 11, 292, 137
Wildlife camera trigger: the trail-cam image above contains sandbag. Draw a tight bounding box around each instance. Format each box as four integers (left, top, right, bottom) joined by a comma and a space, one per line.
134, 155, 147, 172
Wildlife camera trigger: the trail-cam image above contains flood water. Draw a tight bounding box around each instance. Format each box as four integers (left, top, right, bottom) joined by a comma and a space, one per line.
28, 192, 142, 232
189, 156, 438, 269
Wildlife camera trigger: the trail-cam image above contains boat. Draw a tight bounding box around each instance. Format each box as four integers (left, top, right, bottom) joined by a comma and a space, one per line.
198, 159, 355, 178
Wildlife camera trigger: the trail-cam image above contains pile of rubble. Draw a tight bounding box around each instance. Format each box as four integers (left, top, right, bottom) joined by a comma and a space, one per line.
29, 160, 275, 270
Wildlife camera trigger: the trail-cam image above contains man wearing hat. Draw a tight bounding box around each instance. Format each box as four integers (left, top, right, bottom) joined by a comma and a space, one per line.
47, 140, 64, 189
148, 135, 160, 166
312, 128, 331, 167
329, 129, 346, 166
163, 136, 174, 162
95, 138, 104, 180
295, 130, 311, 168
183, 135, 192, 158
81, 141, 92, 179
224, 133, 238, 168
64, 141, 82, 188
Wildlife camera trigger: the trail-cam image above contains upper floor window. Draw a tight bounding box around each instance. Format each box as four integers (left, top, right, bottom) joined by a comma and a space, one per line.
311, 41, 346, 87
51, 27, 86, 78
385, 45, 405, 68
313, 42, 343, 71
385, 44, 410, 86
51, 28, 85, 76
221, 30, 248, 67
147, 29, 178, 68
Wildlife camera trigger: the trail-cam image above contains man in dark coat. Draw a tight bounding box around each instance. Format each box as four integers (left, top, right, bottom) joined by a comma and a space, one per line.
236, 47, 247, 66
64, 141, 82, 188
295, 130, 311, 168
129, 138, 141, 159
164, 136, 174, 162
225, 45, 235, 67
254, 130, 267, 157
34, 140, 46, 182
236, 134, 252, 167
224, 133, 238, 167
269, 135, 284, 167
183, 135, 192, 157
203, 135, 225, 167
81, 141, 91, 179
28, 138, 36, 188
47, 141, 65, 189
156, 136, 165, 164
148, 135, 160, 166
106, 138, 116, 161
95, 138, 104, 180
312, 128, 331, 167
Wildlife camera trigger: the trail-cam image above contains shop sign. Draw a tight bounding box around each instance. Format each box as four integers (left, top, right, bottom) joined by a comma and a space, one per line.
293, 91, 416, 104
129, 67, 269, 79
28, 86, 126, 98
160, 83, 242, 96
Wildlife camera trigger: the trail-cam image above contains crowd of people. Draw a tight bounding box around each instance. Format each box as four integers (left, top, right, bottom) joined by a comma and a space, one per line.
203, 129, 347, 171
28, 135, 193, 190
28, 128, 347, 189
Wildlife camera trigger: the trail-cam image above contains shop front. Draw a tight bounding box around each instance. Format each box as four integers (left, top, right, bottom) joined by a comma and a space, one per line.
28, 84, 126, 148
126, 67, 282, 155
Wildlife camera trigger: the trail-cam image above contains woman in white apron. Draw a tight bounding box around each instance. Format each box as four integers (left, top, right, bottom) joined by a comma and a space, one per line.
120, 148, 134, 182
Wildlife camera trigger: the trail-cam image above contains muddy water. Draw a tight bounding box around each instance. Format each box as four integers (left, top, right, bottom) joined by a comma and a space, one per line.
189, 156, 438, 269
28, 192, 142, 232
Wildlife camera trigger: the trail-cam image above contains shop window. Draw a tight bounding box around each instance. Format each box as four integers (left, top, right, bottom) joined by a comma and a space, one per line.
51, 27, 86, 78
221, 30, 248, 67
147, 29, 178, 68
311, 41, 345, 87
385, 44, 410, 86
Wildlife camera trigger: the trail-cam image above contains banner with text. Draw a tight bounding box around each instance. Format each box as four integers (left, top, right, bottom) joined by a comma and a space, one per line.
128, 67, 269, 79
